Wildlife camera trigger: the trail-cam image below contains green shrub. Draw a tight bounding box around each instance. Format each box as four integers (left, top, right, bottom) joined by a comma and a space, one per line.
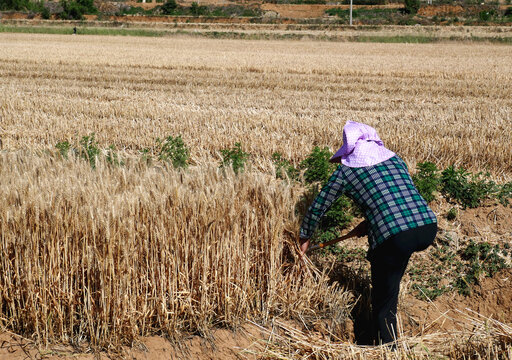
160, 0, 178, 15
497, 182, 512, 206
325, 7, 346, 17
156, 135, 190, 169
336, 246, 366, 262
299, 146, 336, 184
55, 141, 71, 159
455, 240, 507, 295
41, 5, 50, 19
58, 0, 96, 20
190, 2, 207, 16
240, 7, 260, 17
79, 133, 101, 169
0, 0, 30, 11
412, 278, 448, 301
57, 136, 127, 168
441, 165, 496, 209
412, 161, 441, 203
220, 142, 249, 174
478, 9, 495, 21
404, 0, 420, 14
119, 5, 154, 15
297, 184, 353, 252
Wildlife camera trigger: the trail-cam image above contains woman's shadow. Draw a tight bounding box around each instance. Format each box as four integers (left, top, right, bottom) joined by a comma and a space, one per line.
326, 259, 375, 345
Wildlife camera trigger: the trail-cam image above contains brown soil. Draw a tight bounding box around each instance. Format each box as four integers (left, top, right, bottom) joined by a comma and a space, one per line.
124, 0, 238, 9
457, 202, 511, 238
0, 324, 264, 360
401, 202, 512, 334
260, 3, 403, 19
0, 11, 34, 19
109, 14, 258, 23
417, 5, 465, 17
401, 268, 512, 335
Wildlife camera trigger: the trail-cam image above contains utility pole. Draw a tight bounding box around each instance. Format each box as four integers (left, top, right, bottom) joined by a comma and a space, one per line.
349, 0, 353, 26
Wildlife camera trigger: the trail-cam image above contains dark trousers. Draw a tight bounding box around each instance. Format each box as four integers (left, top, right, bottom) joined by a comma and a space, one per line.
369, 223, 437, 344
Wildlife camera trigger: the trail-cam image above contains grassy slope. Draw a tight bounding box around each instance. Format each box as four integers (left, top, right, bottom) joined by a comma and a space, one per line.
1, 23, 512, 43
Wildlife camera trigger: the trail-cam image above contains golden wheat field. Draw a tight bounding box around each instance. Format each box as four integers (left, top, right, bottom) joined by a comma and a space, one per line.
1, 33, 512, 177
0, 33, 512, 359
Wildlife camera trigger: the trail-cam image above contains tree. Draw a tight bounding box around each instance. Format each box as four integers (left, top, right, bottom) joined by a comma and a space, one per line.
58, 0, 96, 20
160, 0, 178, 15
404, 0, 420, 14
0, 0, 31, 11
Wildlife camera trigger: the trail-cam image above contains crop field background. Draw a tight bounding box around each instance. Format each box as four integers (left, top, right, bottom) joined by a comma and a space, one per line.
0, 33, 511, 359
1, 33, 512, 177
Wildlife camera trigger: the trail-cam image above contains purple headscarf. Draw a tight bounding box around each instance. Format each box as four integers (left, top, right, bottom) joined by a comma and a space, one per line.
330, 121, 395, 167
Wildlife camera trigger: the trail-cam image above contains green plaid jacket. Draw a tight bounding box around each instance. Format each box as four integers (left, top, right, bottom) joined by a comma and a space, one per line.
300, 156, 437, 250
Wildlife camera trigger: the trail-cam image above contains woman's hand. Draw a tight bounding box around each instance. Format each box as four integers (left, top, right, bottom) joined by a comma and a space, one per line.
299, 237, 310, 255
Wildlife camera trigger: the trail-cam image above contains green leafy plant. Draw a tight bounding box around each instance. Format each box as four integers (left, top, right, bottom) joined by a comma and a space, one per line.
79, 133, 101, 169
336, 245, 366, 262
272, 152, 298, 180
119, 5, 154, 15
478, 9, 496, 21
220, 142, 249, 174
409, 243, 454, 300
412, 161, 441, 203
441, 165, 497, 208
299, 146, 337, 184
446, 207, 457, 221
412, 277, 448, 301
156, 135, 190, 169
454, 240, 507, 295
497, 182, 512, 206
409, 237, 510, 300
55, 141, 71, 159
41, 5, 50, 19
0, 0, 33, 11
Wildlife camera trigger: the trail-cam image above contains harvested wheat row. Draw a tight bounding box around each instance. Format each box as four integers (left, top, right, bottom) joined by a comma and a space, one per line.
0, 151, 352, 348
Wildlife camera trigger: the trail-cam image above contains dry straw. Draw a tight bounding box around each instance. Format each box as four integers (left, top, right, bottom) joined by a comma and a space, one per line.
248, 309, 512, 359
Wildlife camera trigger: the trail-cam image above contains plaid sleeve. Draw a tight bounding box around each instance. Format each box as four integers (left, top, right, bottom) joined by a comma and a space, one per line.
300, 167, 345, 239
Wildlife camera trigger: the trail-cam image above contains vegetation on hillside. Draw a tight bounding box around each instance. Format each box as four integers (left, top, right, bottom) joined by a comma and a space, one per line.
1, 0, 511, 25
0, 0, 97, 19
